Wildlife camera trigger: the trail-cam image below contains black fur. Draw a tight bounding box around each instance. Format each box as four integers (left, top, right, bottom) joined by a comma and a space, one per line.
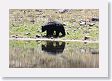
42, 21, 66, 37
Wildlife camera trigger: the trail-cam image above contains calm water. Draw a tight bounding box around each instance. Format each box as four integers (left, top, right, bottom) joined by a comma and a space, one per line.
9, 40, 99, 68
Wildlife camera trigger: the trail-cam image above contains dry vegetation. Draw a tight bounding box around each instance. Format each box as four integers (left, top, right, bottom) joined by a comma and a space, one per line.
9, 40, 99, 68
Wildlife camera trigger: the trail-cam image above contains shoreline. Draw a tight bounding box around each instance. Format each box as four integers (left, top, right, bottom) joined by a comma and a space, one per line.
9, 38, 99, 43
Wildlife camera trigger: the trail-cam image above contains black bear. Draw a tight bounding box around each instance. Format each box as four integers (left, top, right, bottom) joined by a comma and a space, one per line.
42, 41, 65, 55
42, 21, 66, 37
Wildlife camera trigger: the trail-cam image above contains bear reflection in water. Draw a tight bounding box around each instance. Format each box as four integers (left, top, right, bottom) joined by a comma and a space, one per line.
42, 41, 65, 55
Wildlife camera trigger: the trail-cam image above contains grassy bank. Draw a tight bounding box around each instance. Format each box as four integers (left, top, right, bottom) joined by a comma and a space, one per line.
9, 9, 99, 40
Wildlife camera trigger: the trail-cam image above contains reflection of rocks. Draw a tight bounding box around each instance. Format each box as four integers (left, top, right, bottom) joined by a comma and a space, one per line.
42, 41, 65, 55
11, 35, 19, 38
91, 49, 99, 54
25, 32, 30, 35
80, 48, 99, 54
35, 35, 41, 38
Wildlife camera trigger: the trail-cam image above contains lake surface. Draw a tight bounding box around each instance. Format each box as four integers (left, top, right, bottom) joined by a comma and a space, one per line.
9, 40, 99, 68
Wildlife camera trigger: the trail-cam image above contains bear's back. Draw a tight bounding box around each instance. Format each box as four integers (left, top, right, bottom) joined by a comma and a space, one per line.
44, 21, 62, 26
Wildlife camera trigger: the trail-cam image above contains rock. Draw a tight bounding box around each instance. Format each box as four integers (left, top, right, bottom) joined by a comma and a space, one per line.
67, 32, 69, 35
23, 10, 26, 14
43, 16, 46, 18
25, 28, 28, 30
30, 20, 35, 24
36, 35, 41, 38
11, 35, 19, 38
35, 9, 42, 12
88, 23, 95, 26
84, 36, 90, 40
37, 30, 40, 32
79, 20, 86, 26
91, 17, 99, 21
11, 35, 15, 38
25, 32, 30, 35
58, 9, 68, 13
91, 51, 99, 54
74, 30, 76, 32
69, 27, 71, 28
12, 24, 15, 27
51, 37, 54, 39
88, 27, 92, 29
63, 23, 66, 26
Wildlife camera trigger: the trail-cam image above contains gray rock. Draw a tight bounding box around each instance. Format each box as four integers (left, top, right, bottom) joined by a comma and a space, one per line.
88, 23, 95, 26
67, 32, 69, 35
58, 9, 68, 13
30, 20, 35, 24
91, 51, 99, 54
74, 30, 76, 32
11, 35, 19, 38
36, 35, 41, 38
79, 20, 86, 26
84, 36, 90, 40
25, 32, 30, 35
51, 37, 54, 39
35, 9, 42, 12
91, 17, 99, 21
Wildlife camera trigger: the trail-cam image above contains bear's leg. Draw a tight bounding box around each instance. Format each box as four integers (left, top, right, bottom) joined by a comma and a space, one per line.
60, 28, 66, 37
46, 30, 54, 37
46, 30, 51, 37
50, 30, 54, 37
60, 27, 66, 37
61, 30, 66, 36
57, 25, 66, 37
56, 31, 59, 37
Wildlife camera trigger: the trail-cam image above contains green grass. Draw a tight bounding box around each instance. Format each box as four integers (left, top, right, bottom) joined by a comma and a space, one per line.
9, 40, 98, 49
9, 9, 99, 40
